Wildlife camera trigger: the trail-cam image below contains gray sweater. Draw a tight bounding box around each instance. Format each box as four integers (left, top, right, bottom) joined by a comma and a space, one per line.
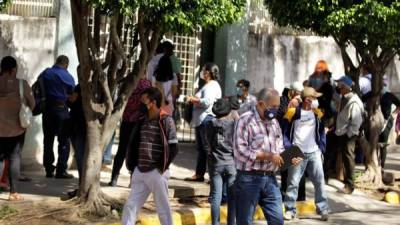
205, 116, 235, 167
335, 92, 364, 137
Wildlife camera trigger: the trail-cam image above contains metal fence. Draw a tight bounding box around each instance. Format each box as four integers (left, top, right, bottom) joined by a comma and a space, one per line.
87, 13, 200, 142
170, 34, 201, 142
3, 0, 56, 17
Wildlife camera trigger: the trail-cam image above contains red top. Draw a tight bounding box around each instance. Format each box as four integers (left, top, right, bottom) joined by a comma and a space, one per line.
122, 79, 152, 122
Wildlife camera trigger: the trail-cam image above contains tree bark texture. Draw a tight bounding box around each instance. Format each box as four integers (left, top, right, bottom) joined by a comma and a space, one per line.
69, 0, 161, 215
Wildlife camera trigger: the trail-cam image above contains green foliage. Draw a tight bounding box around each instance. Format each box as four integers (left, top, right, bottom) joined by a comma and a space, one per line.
89, 0, 247, 33
0, 205, 18, 220
264, 0, 400, 58
0, 0, 13, 11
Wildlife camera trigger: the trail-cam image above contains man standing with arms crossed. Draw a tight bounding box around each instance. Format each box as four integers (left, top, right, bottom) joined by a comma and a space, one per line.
234, 88, 302, 225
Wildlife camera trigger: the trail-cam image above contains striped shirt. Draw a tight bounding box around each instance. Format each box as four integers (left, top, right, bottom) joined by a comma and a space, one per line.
138, 118, 163, 172
233, 107, 285, 172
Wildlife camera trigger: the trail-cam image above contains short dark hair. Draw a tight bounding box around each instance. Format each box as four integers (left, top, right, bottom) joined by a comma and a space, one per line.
237, 79, 250, 89
162, 41, 174, 53
204, 62, 219, 80
141, 87, 162, 108
1, 56, 17, 74
56, 55, 69, 66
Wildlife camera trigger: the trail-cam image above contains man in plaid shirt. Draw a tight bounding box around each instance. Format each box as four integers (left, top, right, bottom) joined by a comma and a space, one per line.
234, 88, 302, 225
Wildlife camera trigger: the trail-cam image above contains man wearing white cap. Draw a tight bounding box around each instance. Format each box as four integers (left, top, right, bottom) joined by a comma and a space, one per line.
335, 76, 364, 194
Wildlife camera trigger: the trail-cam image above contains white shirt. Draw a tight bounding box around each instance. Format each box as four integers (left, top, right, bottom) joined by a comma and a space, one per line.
359, 74, 372, 95
192, 80, 222, 127
293, 110, 319, 153
147, 53, 163, 81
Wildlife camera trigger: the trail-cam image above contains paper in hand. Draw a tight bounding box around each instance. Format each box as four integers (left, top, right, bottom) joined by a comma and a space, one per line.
280, 145, 305, 171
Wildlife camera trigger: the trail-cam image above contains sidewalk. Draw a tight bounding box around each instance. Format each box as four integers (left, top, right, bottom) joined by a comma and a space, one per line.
1, 143, 399, 225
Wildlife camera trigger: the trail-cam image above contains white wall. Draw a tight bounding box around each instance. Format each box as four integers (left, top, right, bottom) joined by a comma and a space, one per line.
0, 15, 57, 169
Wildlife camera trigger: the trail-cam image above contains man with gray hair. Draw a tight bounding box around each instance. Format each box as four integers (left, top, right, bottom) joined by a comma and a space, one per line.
41, 55, 75, 179
234, 88, 302, 225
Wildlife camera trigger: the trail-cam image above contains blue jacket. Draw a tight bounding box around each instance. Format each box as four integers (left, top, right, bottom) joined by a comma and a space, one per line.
281, 107, 326, 153
42, 65, 75, 102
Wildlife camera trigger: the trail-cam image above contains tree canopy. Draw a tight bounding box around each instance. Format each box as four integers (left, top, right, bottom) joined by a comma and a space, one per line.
264, 0, 400, 78
87, 0, 246, 33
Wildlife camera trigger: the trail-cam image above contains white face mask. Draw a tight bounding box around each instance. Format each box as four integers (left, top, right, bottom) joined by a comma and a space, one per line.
311, 99, 319, 109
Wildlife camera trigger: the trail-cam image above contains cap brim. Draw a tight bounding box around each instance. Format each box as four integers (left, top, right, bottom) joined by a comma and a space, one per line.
314, 92, 323, 97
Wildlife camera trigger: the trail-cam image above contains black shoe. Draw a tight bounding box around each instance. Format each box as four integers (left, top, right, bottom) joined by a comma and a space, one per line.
55, 172, 74, 179
45, 165, 56, 178
67, 189, 78, 199
108, 180, 117, 187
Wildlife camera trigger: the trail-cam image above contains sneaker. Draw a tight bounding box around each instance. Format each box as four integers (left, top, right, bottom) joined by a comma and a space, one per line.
338, 185, 354, 194
321, 213, 329, 221
321, 212, 329, 221
283, 211, 295, 221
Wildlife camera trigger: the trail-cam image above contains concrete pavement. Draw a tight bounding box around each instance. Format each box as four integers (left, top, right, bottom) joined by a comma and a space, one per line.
1, 143, 399, 225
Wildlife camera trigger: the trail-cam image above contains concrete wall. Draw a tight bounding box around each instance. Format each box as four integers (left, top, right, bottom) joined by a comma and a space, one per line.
216, 30, 400, 95
235, 32, 400, 95
0, 15, 57, 169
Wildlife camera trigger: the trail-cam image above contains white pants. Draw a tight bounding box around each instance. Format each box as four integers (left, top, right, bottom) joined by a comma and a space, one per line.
122, 168, 172, 225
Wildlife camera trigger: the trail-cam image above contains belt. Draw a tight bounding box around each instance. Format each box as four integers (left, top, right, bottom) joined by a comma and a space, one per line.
237, 170, 275, 176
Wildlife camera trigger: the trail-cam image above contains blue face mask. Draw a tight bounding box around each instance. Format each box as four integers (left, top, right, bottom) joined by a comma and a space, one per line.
237, 87, 244, 96
264, 108, 278, 120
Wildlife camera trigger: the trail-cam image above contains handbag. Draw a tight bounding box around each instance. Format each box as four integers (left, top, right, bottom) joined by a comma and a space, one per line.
19, 79, 33, 128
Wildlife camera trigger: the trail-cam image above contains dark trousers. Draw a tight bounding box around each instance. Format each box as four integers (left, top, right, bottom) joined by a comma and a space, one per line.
195, 116, 213, 177
379, 116, 394, 169
338, 135, 357, 189
70, 124, 86, 183
42, 106, 71, 174
281, 169, 306, 201
111, 121, 135, 182
0, 134, 24, 193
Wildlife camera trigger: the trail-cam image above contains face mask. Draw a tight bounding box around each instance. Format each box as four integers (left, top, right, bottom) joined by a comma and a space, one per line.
199, 71, 205, 80
311, 99, 319, 109
139, 102, 149, 115
264, 108, 278, 120
237, 87, 244, 96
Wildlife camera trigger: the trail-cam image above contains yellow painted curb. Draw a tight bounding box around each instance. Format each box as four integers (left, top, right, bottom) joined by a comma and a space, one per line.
385, 192, 400, 204
111, 200, 317, 225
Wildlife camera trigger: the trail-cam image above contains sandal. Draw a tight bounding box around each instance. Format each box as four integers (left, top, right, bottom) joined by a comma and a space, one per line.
184, 175, 205, 182
9, 192, 23, 201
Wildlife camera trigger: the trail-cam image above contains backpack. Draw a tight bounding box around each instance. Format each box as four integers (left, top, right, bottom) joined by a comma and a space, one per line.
32, 72, 46, 116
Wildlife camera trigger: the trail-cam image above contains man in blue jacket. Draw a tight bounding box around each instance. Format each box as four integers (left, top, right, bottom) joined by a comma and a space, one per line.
42, 55, 75, 179
282, 87, 330, 221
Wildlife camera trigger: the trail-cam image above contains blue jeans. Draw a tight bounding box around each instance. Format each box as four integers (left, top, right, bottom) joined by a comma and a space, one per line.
235, 172, 283, 225
195, 115, 213, 177
285, 150, 329, 215
209, 164, 236, 225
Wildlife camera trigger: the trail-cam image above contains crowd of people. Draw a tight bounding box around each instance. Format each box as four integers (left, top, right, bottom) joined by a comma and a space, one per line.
0, 43, 399, 225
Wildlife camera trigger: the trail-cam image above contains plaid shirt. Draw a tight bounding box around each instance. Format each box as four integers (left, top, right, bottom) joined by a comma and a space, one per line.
233, 108, 285, 172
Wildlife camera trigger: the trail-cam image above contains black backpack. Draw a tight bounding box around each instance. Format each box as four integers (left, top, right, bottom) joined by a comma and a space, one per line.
32, 72, 46, 116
